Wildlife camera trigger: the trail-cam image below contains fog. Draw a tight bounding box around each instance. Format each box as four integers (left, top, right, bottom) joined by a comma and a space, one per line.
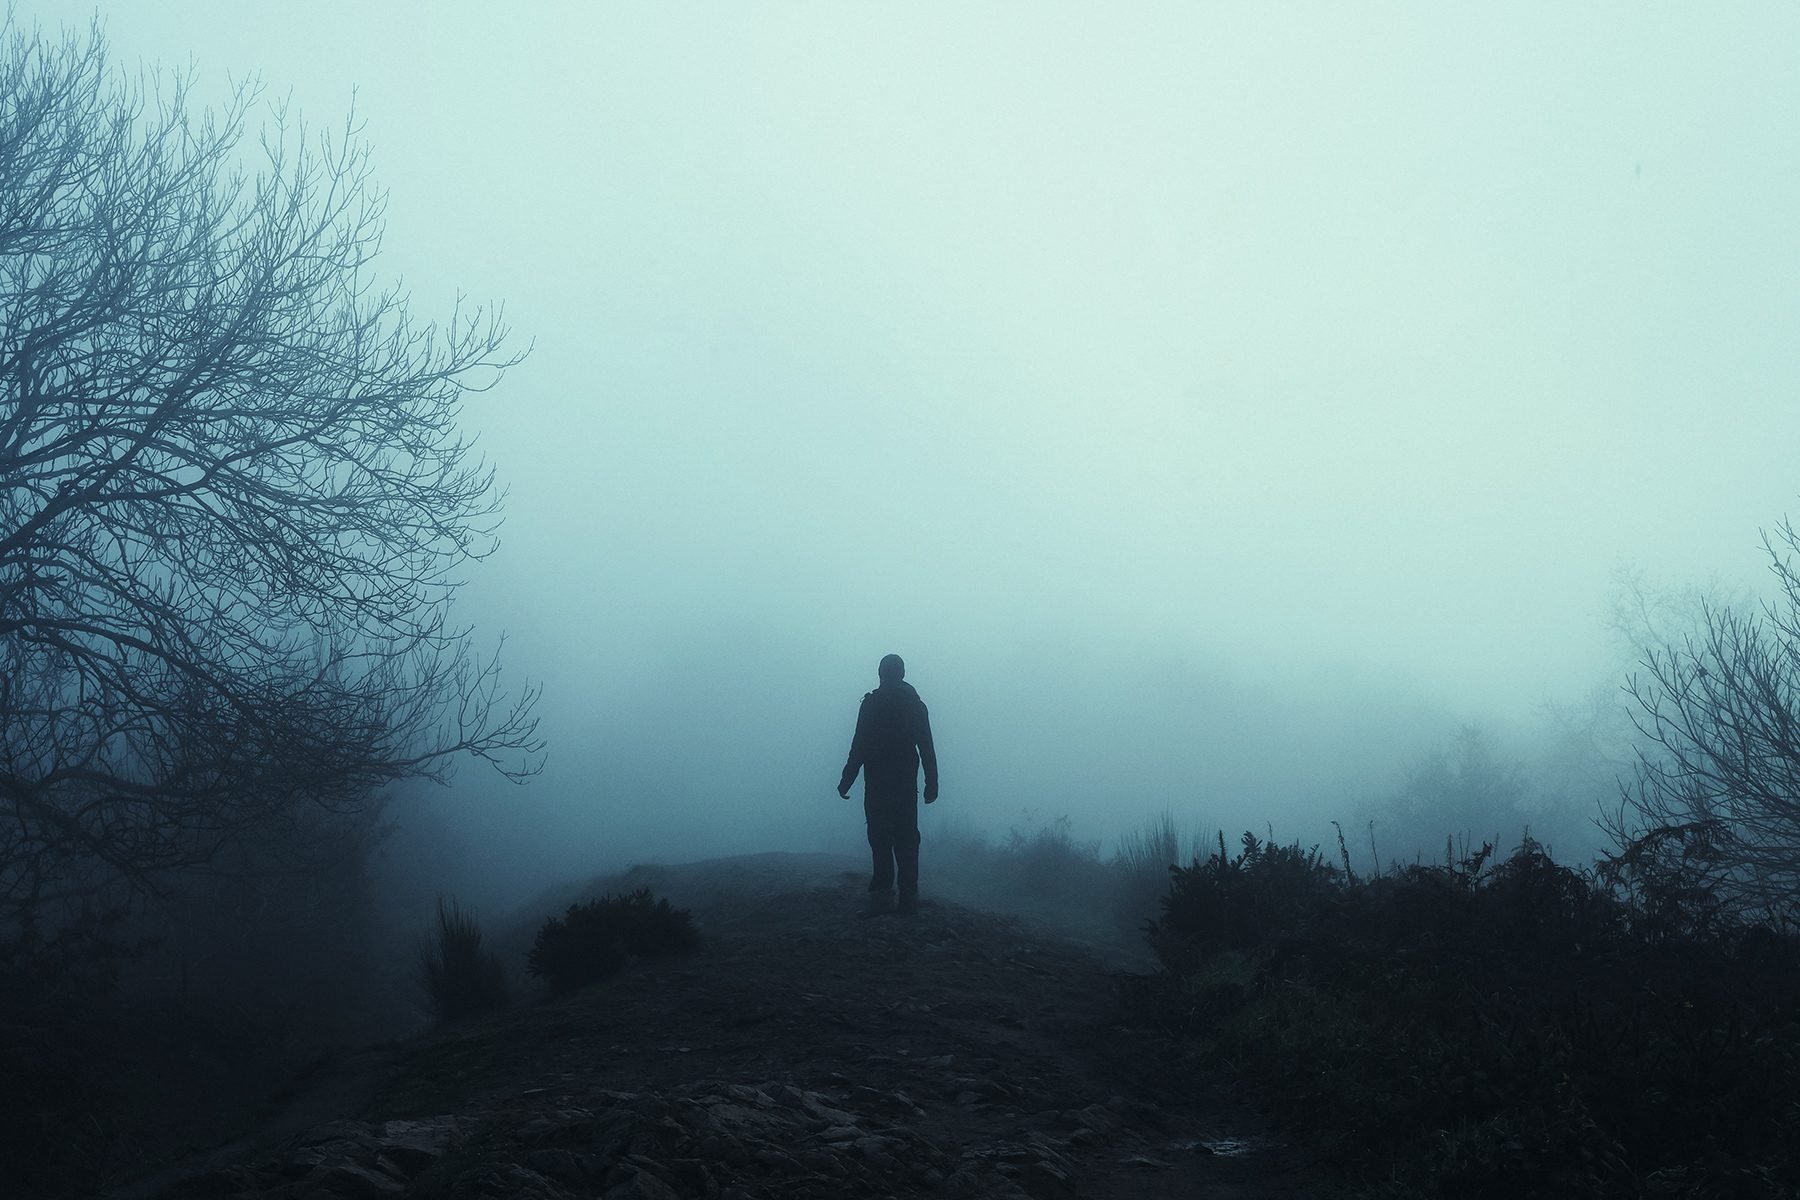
47, 3, 1800, 902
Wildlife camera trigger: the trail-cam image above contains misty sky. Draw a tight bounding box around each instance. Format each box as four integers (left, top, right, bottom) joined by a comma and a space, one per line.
24, 3, 1800, 880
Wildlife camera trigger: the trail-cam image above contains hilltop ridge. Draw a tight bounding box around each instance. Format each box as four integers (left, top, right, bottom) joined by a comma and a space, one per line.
118, 852, 1326, 1200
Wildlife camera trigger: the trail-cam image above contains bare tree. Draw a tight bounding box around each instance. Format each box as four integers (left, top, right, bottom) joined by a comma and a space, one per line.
0, 21, 541, 938
1610, 524, 1800, 924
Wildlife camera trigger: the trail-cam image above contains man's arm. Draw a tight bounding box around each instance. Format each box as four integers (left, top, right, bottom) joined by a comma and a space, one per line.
838, 695, 871, 798
917, 700, 939, 803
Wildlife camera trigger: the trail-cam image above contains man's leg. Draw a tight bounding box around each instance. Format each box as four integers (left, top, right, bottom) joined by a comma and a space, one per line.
863, 792, 896, 897
894, 792, 921, 913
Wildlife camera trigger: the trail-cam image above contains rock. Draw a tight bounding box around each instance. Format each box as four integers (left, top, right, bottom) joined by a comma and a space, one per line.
720, 1083, 775, 1107
753, 1146, 803, 1172
446, 1163, 566, 1200
796, 1149, 847, 1177
1016, 1157, 1074, 1197
602, 1168, 682, 1200
262, 1118, 461, 1199
293, 1122, 382, 1151
797, 1092, 858, 1127
590, 1110, 639, 1162
310, 1162, 408, 1198
1120, 1154, 1174, 1170
948, 1074, 1013, 1100
375, 1149, 435, 1180
525, 1149, 593, 1184
377, 1117, 460, 1176
286, 1138, 373, 1176
666, 1159, 722, 1197
1023, 1133, 1074, 1172
944, 1168, 984, 1197
1120, 1099, 1167, 1129
1074, 1103, 1118, 1134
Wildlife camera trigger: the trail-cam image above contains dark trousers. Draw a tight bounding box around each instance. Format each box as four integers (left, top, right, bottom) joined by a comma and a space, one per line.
864, 788, 920, 898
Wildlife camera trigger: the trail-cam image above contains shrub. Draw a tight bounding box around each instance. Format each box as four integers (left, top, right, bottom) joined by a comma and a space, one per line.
1130, 831, 1800, 1197
1147, 830, 1344, 973
1001, 814, 1107, 901
416, 898, 508, 1023
526, 889, 698, 995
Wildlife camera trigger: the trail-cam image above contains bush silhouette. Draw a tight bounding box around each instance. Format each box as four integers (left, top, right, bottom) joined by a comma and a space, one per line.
416, 898, 508, 1023
1134, 830, 1800, 1197
1147, 830, 1344, 973
527, 889, 698, 994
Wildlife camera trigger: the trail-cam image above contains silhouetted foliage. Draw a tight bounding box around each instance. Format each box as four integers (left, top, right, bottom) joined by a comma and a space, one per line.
1148, 830, 1344, 969
527, 889, 698, 995
1610, 532, 1800, 926
0, 16, 541, 958
1595, 818, 1739, 944
1134, 831, 1800, 1198
417, 898, 507, 1023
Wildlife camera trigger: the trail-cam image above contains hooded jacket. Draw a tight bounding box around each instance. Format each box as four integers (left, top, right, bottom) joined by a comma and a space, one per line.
840, 680, 938, 798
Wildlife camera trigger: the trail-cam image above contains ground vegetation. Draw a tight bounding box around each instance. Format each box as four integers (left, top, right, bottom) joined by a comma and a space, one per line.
1131, 828, 1800, 1197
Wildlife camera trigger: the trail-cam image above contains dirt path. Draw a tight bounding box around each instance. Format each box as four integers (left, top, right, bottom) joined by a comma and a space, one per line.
132, 854, 1332, 1200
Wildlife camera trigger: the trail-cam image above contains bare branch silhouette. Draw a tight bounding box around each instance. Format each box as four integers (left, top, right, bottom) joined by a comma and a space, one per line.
0, 20, 542, 933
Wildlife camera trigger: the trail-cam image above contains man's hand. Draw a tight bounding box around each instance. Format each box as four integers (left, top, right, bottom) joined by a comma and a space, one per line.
837, 782, 851, 799
923, 782, 939, 804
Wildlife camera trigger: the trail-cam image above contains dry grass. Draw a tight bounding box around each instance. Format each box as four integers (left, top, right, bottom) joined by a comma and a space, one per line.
417, 898, 508, 1023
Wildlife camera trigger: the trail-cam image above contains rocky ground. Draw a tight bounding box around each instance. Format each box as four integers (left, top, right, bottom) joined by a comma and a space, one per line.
117, 853, 1334, 1200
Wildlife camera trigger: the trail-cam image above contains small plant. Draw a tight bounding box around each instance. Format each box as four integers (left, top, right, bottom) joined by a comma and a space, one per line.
1112, 812, 1206, 931
527, 889, 698, 995
417, 898, 508, 1023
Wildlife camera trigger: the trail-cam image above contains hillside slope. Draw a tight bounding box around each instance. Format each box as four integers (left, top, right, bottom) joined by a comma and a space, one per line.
121, 853, 1329, 1200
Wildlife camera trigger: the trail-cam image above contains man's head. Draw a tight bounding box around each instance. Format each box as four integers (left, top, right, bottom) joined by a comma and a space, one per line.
878, 653, 905, 683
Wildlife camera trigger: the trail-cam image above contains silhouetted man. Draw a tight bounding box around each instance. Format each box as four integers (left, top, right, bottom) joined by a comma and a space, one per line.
838, 654, 939, 916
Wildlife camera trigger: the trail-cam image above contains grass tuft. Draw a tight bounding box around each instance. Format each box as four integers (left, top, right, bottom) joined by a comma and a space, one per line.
416, 897, 508, 1024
